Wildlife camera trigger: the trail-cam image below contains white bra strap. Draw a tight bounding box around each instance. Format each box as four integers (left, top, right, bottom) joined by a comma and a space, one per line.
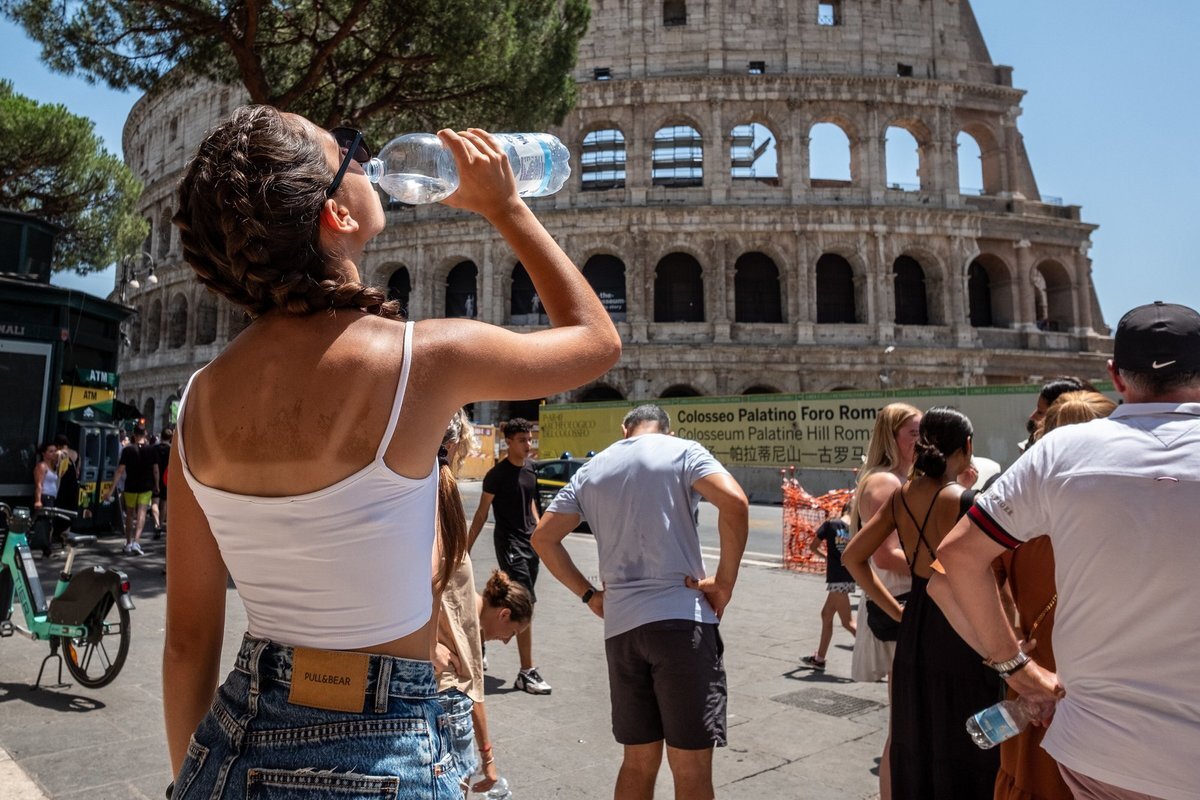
173, 366, 207, 478
376, 321, 414, 461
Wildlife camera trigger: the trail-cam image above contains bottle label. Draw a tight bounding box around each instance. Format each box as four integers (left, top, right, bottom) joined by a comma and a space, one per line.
502, 134, 554, 196
973, 704, 1021, 745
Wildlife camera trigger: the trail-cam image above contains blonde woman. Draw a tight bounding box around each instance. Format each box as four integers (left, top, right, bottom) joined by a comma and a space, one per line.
848, 402, 920, 800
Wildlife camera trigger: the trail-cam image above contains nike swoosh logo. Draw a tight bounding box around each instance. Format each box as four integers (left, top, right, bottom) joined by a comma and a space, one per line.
1152, 360, 1177, 369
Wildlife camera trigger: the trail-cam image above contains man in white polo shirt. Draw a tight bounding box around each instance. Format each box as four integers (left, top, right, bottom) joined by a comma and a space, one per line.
532, 404, 749, 800
939, 301, 1200, 800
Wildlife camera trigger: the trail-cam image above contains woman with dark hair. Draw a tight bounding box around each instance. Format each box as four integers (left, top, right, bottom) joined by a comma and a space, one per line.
843, 406, 1002, 799
163, 106, 620, 798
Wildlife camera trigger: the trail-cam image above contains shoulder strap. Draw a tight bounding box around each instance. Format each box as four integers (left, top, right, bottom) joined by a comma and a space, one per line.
174, 367, 206, 476
375, 321, 415, 461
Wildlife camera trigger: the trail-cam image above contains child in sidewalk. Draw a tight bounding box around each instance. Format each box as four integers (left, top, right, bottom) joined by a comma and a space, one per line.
802, 502, 857, 670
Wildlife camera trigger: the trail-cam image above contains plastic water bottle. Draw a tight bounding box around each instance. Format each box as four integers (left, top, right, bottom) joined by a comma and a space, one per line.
484, 776, 512, 799
366, 132, 571, 204
966, 697, 1043, 749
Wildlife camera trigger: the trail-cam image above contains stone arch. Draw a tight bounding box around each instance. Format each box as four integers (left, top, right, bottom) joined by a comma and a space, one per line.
652, 120, 704, 187
129, 308, 142, 355
893, 255, 929, 325
445, 261, 478, 319
510, 262, 547, 325
808, 116, 858, 186
1033, 260, 1075, 332
577, 383, 625, 402
654, 252, 705, 322
163, 395, 179, 431
734, 252, 783, 323
167, 293, 189, 349
386, 265, 411, 316
742, 384, 782, 394
157, 207, 172, 258
659, 384, 702, 398
145, 297, 163, 352
730, 121, 778, 183
143, 397, 155, 433
967, 254, 1016, 328
194, 292, 218, 345
580, 125, 626, 191
583, 254, 627, 321
957, 123, 1003, 195
888, 126, 921, 191
815, 253, 858, 323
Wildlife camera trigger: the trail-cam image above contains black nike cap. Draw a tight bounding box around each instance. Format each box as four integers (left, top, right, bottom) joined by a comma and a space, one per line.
1112, 301, 1200, 375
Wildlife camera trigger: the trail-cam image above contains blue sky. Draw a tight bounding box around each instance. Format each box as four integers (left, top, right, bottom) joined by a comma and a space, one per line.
3, 1, 1197, 327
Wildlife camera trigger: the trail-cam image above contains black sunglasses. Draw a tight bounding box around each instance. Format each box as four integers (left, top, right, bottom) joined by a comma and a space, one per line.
326, 127, 372, 197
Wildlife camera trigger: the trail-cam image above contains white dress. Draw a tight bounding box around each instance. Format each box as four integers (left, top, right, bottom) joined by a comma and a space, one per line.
850, 563, 911, 682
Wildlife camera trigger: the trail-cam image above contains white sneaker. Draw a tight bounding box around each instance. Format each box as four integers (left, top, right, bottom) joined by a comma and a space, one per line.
130, 542, 144, 556
515, 668, 552, 695
122, 543, 133, 555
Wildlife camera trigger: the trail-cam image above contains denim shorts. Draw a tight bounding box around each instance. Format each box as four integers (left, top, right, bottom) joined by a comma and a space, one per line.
174, 635, 473, 799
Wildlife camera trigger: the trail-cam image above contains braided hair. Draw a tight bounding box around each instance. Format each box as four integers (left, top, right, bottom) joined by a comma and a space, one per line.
173, 105, 402, 320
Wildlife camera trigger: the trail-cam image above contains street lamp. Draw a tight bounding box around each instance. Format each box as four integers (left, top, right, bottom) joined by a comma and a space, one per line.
120, 252, 157, 300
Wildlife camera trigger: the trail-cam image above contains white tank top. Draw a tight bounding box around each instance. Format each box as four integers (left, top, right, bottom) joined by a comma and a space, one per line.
176, 321, 438, 650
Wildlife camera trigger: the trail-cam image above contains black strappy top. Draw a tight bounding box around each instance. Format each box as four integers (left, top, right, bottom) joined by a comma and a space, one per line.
892, 483, 977, 576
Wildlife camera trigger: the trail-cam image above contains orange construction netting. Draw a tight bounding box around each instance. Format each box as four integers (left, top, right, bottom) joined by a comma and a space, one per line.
781, 468, 854, 574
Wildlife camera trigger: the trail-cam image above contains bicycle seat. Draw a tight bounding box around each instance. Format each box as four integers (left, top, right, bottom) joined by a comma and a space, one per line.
64, 533, 97, 548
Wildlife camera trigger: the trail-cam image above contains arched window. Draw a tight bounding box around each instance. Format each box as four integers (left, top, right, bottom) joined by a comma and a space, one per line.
663, 0, 687, 26
660, 384, 701, 398
167, 293, 188, 348
387, 266, 411, 316
510, 262, 547, 325
957, 131, 984, 195
145, 298, 163, 352
164, 395, 179, 430
809, 122, 852, 186
816, 254, 856, 323
968, 261, 993, 327
583, 255, 627, 321
446, 261, 478, 319
653, 125, 703, 187
1034, 261, 1075, 332
734, 252, 783, 323
158, 208, 172, 258
129, 310, 142, 355
581, 129, 626, 191
893, 256, 929, 325
195, 293, 218, 345
143, 398, 155, 433
228, 305, 251, 340
578, 384, 625, 402
743, 385, 782, 394
730, 123, 778, 183
885, 126, 921, 191
654, 253, 704, 322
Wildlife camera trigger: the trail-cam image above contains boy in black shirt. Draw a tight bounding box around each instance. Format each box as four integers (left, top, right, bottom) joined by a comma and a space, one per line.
468, 418, 550, 694
802, 502, 858, 670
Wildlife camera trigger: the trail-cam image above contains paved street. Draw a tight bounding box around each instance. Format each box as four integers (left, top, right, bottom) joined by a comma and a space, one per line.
0, 484, 886, 798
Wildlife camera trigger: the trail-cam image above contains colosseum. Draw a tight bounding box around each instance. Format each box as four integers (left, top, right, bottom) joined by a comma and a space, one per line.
116, 0, 1110, 429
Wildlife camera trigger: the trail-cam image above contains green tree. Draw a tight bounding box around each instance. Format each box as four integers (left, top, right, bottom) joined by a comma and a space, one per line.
1, 0, 591, 141
0, 80, 146, 274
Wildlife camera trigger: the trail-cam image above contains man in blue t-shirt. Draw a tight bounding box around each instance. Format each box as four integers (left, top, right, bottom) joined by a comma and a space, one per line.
533, 404, 749, 800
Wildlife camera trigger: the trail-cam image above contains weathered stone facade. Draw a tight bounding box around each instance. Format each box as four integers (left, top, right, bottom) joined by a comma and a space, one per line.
117, 0, 1109, 430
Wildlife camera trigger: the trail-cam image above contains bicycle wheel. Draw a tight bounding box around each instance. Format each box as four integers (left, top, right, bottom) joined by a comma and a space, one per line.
61, 598, 131, 688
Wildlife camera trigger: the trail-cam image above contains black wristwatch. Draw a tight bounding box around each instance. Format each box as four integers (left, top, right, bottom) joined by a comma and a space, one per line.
581, 587, 596, 604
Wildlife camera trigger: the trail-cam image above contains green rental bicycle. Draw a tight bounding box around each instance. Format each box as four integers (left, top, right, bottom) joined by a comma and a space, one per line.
0, 503, 134, 688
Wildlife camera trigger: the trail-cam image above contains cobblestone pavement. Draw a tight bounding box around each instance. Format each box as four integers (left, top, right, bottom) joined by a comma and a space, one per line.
0, 487, 885, 799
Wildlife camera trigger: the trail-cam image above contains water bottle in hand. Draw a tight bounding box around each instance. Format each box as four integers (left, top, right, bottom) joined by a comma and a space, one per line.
484, 775, 511, 799
366, 132, 571, 204
966, 696, 1049, 749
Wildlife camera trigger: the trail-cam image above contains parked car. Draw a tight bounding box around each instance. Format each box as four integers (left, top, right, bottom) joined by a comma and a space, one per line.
534, 454, 590, 532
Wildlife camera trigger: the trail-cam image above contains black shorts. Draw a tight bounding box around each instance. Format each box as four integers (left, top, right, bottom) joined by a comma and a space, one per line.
605, 619, 727, 750
495, 537, 539, 603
